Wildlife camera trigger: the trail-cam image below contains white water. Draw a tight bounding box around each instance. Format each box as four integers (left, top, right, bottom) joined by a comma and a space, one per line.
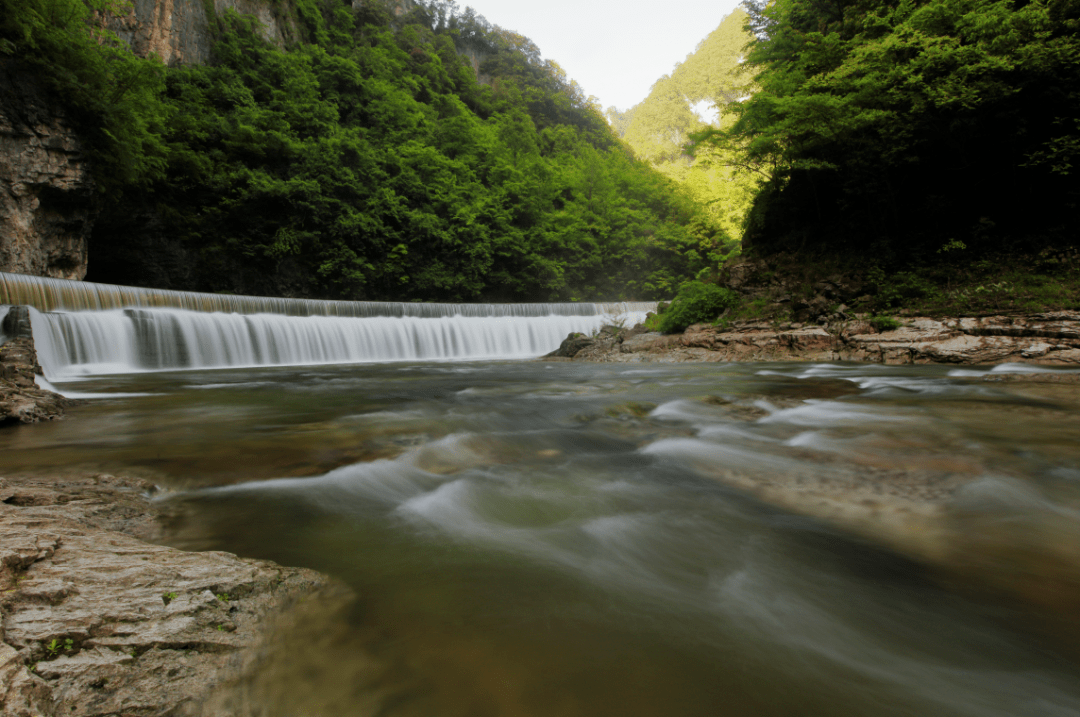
28, 307, 649, 379
1, 272, 655, 378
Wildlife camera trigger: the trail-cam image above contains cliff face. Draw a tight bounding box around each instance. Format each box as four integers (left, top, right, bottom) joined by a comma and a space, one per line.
0, 63, 96, 281
101, 0, 300, 66
0, 0, 296, 281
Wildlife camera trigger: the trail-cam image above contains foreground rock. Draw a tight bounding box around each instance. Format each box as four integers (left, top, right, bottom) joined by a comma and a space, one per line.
553, 312, 1080, 366
1, 308, 72, 425
0, 472, 336, 716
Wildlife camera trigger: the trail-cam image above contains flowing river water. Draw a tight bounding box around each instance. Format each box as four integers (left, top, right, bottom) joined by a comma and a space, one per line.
3, 274, 1080, 716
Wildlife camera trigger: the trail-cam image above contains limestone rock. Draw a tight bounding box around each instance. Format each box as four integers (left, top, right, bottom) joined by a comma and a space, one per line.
620, 332, 664, 353
98, 0, 301, 67
543, 332, 595, 359
0, 324, 72, 425
568, 313, 1080, 367
0, 472, 337, 717
0, 63, 96, 280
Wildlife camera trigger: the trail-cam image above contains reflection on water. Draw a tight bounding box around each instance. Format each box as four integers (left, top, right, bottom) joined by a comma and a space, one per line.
4, 360, 1080, 715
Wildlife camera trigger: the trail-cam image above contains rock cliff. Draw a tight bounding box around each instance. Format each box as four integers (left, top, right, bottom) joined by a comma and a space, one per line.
100, 0, 300, 66
0, 307, 73, 425
0, 0, 300, 283
0, 63, 96, 281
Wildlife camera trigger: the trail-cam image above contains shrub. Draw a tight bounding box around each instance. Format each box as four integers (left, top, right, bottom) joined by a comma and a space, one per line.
656, 281, 738, 333
869, 315, 901, 332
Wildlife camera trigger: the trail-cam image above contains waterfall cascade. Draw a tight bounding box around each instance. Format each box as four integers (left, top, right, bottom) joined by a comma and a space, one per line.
0, 272, 656, 378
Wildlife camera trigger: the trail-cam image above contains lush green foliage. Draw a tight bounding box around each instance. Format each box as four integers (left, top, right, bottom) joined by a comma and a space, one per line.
867, 250, 1080, 313
694, 0, 1080, 264
7, 0, 725, 301
0, 0, 171, 196
652, 280, 737, 333
868, 315, 901, 332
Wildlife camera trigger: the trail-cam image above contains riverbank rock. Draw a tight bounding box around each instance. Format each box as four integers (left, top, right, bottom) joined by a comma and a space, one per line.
0, 309, 72, 425
543, 325, 643, 360
0, 472, 338, 717
543, 332, 595, 359
570, 312, 1080, 366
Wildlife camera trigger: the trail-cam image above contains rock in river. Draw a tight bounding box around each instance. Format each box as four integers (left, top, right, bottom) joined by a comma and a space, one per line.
0, 472, 337, 716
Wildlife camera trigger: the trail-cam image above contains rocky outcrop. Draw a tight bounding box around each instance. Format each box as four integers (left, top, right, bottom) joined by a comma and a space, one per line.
543, 325, 663, 361
543, 332, 596, 359
556, 312, 1080, 366
0, 64, 96, 281
2, 0, 300, 286
0, 472, 338, 717
100, 0, 300, 66
0, 308, 72, 425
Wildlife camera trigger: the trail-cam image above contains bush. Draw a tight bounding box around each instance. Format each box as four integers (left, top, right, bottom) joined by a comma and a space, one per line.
869, 315, 901, 332
656, 281, 737, 333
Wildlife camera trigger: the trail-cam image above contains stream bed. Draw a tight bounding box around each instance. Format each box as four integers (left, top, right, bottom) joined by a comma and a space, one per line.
4, 359, 1080, 716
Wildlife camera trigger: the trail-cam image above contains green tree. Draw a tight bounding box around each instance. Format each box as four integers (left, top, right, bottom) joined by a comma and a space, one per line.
697, 0, 1080, 262
0, 0, 170, 195
615, 10, 759, 244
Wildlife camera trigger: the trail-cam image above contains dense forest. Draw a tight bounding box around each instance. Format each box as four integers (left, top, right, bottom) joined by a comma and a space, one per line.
4, 0, 1078, 314
0, 0, 729, 301
697, 0, 1080, 267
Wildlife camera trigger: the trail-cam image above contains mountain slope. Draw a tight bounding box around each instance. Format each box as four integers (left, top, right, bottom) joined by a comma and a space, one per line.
608, 10, 758, 247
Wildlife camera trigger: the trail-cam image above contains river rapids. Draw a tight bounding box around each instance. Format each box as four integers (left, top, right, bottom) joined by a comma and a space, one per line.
2, 273, 1080, 716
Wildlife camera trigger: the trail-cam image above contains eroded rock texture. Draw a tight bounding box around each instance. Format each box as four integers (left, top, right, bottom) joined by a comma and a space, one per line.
0, 308, 72, 425
99, 0, 300, 66
564, 312, 1080, 366
0, 63, 96, 281
0, 473, 332, 717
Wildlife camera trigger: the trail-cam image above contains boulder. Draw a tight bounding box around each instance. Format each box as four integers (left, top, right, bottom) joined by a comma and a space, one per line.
543, 332, 595, 359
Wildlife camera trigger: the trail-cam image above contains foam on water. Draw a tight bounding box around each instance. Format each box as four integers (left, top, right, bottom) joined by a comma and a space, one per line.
949, 362, 1080, 378
759, 399, 912, 427
33, 373, 155, 399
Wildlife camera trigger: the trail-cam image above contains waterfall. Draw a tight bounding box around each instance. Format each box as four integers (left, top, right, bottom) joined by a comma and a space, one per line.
1, 273, 655, 378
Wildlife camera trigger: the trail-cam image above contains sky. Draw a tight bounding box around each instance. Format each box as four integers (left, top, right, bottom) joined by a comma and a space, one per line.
456, 0, 744, 112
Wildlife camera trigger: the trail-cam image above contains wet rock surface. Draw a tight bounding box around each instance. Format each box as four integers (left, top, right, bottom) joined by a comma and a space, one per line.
543, 331, 596, 359
544, 324, 650, 362
1, 313, 73, 425
0, 472, 334, 717
569, 312, 1080, 366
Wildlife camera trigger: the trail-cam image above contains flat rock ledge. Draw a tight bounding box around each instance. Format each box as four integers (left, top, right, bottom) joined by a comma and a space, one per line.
0, 472, 337, 717
546, 312, 1080, 367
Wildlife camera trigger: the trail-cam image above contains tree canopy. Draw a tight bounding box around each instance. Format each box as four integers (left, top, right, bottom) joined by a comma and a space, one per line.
3, 0, 727, 301
694, 0, 1080, 263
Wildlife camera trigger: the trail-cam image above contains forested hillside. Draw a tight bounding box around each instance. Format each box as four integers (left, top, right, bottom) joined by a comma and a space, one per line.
697, 0, 1080, 266
1, 0, 728, 301
607, 11, 758, 246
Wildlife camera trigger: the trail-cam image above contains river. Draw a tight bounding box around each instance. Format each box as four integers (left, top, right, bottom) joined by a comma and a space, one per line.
4, 356, 1080, 716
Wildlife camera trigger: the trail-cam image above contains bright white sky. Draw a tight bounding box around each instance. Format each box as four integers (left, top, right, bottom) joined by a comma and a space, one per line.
458, 0, 744, 112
